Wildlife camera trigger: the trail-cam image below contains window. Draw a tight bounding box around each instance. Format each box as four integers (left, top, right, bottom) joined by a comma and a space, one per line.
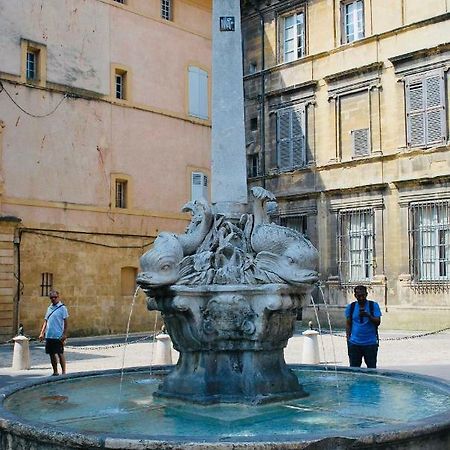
26, 50, 38, 81
342, 0, 364, 44
114, 0, 125, 3
338, 209, 374, 282
111, 65, 130, 101
249, 62, 257, 74
351, 128, 370, 157
115, 179, 128, 208
115, 70, 128, 100
188, 66, 209, 120
247, 153, 259, 178
191, 172, 208, 201
409, 201, 450, 283
282, 11, 305, 63
161, 0, 172, 21
41, 273, 53, 297
280, 216, 307, 234
405, 70, 447, 148
21, 40, 46, 86
250, 117, 258, 131
121, 267, 137, 296
276, 105, 306, 170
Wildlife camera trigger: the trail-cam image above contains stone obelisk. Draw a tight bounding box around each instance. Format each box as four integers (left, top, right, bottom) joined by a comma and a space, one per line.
211, 0, 248, 217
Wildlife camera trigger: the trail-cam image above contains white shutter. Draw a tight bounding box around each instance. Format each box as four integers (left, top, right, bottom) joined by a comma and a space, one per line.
352, 128, 370, 157
425, 72, 446, 145
406, 78, 425, 147
277, 109, 292, 169
189, 67, 209, 120
202, 174, 208, 200
191, 172, 208, 201
189, 67, 199, 118
406, 70, 446, 147
198, 69, 208, 119
292, 107, 306, 166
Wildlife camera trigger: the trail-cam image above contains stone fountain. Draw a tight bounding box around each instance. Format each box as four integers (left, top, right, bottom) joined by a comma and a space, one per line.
0, 1, 449, 449
135, 0, 318, 405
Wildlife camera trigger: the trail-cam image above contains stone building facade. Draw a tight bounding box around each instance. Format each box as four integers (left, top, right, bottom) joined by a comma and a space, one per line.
0, 0, 211, 340
242, 0, 450, 330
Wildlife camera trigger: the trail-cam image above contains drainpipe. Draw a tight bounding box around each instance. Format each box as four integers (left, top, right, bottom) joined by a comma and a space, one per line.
249, 0, 266, 188
13, 230, 21, 336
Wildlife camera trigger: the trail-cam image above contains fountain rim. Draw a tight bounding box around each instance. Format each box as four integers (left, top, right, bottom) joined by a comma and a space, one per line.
1, 365, 449, 449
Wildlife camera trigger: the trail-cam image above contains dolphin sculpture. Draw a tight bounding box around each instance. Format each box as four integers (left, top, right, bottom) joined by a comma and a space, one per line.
137, 199, 213, 288
250, 187, 319, 285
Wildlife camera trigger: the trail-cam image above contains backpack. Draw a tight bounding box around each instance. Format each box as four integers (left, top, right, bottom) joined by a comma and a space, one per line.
349, 301, 379, 344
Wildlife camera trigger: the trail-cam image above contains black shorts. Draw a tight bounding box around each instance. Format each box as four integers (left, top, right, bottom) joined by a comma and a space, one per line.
45, 339, 64, 355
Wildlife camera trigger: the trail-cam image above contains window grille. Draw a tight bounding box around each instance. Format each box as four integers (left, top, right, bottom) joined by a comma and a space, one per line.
351, 128, 370, 157
276, 105, 306, 170
115, 180, 127, 208
26, 51, 37, 80
342, 0, 364, 44
405, 70, 446, 148
338, 209, 374, 283
409, 201, 450, 286
280, 215, 307, 234
161, 0, 172, 21
247, 154, 259, 178
41, 272, 53, 297
283, 12, 305, 63
114, 0, 125, 3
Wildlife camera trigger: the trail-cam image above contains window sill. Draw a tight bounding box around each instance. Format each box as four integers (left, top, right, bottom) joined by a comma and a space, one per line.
268, 164, 315, 176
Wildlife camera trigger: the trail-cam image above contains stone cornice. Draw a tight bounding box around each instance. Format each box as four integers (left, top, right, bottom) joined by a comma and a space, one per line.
324, 62, 384, 85
389, 43, 450, 76
389, 43, 450, 66
266, 80, 318, 98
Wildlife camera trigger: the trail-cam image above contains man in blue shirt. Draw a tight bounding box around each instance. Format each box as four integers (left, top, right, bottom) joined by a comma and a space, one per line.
345, 285, 381, 368
38, 290, 69, 376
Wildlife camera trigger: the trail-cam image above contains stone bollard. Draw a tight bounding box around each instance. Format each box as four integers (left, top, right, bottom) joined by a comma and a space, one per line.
153, 333, 172, 365
12, 335, 31, 370
302, 326, 320, 365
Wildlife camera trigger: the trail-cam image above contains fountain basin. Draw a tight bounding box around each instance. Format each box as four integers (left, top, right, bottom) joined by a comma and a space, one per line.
1, 365, 449, 449
146, 284, 310, 404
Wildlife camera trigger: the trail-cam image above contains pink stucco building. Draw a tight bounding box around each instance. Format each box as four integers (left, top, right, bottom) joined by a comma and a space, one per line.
0, 0, 212, 339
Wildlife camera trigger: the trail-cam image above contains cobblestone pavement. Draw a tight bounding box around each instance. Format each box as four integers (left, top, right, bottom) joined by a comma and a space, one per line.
0, 329, 449, 389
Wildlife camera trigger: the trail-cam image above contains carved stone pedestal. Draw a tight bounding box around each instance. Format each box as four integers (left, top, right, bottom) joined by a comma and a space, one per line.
146, 284, 311, 404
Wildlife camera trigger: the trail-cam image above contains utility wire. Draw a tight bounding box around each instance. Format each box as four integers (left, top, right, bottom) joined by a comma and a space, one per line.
0, 80, 68, 118
27, 229, 153, 249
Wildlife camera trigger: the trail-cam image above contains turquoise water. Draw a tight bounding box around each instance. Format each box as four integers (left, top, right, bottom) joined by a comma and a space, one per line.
4, 369, 449, 440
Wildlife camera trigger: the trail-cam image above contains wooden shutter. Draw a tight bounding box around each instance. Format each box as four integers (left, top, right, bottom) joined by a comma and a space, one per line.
406, 70, 446, 147
406, 77, 425, 147
277, 109, 292, 169
352, 128, 370, 156
277, 105, 306, 170
425, 72, 446, 145
292, 107, 306, 166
